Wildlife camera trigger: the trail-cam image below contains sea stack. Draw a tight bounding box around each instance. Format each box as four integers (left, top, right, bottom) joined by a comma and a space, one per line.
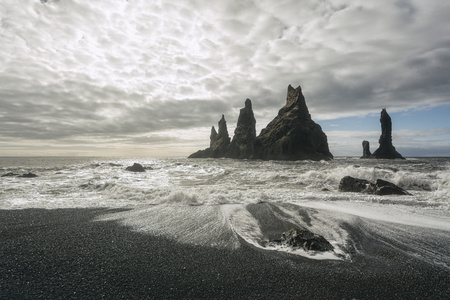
189, 115, 231, 158
252, 85, 333, 161
189, 84, 333, 161
210, 115, 231, 157
361, 140, 372, 158
228, 99, 257, 159
365, 109, 404, 159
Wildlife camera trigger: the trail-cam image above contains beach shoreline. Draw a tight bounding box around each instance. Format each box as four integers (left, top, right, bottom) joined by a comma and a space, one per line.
1, 208, 448, 299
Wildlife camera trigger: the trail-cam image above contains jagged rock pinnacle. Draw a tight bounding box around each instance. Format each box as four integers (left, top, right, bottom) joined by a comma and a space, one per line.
361, 140, 372, 158
363, 109, 405, 159
229, 98, 256, 158
189, 84, 333, 161
210, 126, 217, 148
253, 85, 332, 160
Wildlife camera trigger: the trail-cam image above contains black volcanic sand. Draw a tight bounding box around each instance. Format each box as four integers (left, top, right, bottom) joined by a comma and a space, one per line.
1, 209, 449, 299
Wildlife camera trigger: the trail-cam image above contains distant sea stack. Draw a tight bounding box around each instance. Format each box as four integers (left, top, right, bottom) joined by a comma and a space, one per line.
361, 140, 372, 158
189, 84, 333, 161
361, 109, 405, 159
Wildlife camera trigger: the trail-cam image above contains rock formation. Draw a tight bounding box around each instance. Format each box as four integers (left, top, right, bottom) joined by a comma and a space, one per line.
253, 85, 333, 161
1, 172, 18, 177
210, 115, 231, 158
210, 126, 217, 148
228, 99, 256, 159
189, 85, 333, 161
189, 115, 232, 158
125, 163, 145, 172
339, 176, 411, 195
362, 109, 404, 159
272, 228, 334, 252
361, 140, 371, 158
18, 173, 38, 178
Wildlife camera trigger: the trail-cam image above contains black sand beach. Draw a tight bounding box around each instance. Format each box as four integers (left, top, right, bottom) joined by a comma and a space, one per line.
1, 208, 449, 299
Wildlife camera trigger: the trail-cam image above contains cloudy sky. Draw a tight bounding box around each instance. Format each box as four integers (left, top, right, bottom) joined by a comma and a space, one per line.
1, 0, 449, 157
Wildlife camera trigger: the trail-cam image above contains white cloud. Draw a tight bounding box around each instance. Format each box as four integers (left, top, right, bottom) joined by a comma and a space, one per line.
0, 0, 449, 156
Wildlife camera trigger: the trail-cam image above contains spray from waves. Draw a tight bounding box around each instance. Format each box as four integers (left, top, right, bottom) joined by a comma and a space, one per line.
99, 204, 240, 249
98, 202, 354, 261
2, 157, 449, 210
98, 200, 450, 267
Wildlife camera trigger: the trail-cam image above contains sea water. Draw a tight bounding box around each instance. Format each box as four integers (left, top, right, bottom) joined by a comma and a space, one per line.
1, 156, 449, 264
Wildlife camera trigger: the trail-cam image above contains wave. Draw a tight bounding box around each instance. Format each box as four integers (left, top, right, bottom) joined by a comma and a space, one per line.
97, 201, 450, 267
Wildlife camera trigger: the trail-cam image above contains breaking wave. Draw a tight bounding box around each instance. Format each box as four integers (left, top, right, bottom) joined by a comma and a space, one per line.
1, 156, 449, 264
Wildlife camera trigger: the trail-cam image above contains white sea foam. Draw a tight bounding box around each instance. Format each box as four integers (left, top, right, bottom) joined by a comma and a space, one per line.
1, 156, 449, 262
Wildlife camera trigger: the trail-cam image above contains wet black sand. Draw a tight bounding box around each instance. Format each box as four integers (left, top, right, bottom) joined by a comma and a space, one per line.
1, 208, 449, 299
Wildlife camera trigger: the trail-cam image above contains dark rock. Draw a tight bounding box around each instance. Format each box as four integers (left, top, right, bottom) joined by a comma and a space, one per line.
370, 109, 405, 159
339, 176, 411, 195
339, 176, 371, 193
253, 85, 333, 161
189, 116, 232, 158
210, 126, 218, 148
374, 179, 412, 196
361, 140, 372, 158
189, 84, 333, 161
125, 163, 145, 172
210, 115, 231, 157
108, 163, 122, 167
188, 148, 212, 158
18, 173, 38, 178
280, 228, 334, 252
228, 99, 256, 158
1, 172, 18, 177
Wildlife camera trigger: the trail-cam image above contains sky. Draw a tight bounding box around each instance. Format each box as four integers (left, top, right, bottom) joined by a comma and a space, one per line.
1, 0, 449, 157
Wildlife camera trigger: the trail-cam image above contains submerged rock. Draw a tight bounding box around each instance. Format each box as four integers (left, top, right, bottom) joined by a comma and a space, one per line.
374, 179, 412, 195
362, 109, 405, 159
125, 163, 145, 172
1, 172, 18, 177
18, 173, 38, 178
278, 228, 334, 252
339, 176, 411, 195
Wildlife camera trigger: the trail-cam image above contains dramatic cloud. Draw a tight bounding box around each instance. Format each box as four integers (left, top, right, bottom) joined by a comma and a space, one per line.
0, 0, 449, 156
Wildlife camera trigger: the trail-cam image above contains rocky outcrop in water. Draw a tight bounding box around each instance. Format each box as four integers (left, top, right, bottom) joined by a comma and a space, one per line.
126, 163, 145, 172
362, 109, 404, 159
228, 99, 256, 159
189, 115, 232, 158
210, 115, 231, 158
2, 172, 38, 178
189, 85, 333, 161
361, 140, 372, 158
274, 228, 334, 252
253, 85, 333, 161
1, 172, 18, 177
18, 173, 38, 178
339, 176, 411, 195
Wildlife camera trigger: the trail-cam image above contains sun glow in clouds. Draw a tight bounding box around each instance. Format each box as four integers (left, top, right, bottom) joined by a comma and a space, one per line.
0, 0, 449, 156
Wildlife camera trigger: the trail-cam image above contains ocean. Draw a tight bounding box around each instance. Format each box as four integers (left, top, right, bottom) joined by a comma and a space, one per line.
1, 156, 449, 265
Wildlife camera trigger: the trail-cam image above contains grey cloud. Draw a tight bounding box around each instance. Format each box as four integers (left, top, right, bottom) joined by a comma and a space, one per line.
0, 74, 231, 141
1, 0, 449, 155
